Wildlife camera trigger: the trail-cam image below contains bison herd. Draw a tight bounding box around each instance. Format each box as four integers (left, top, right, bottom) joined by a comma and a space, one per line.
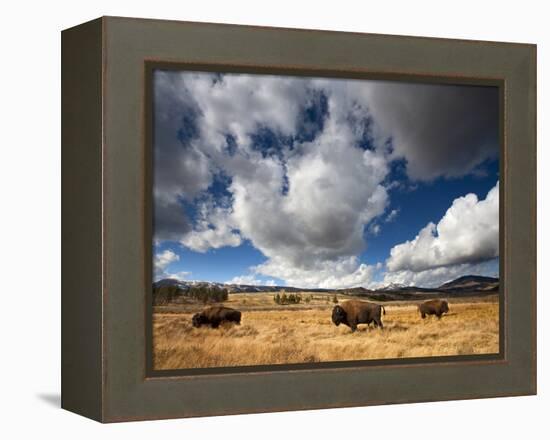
190, 298, 450, 332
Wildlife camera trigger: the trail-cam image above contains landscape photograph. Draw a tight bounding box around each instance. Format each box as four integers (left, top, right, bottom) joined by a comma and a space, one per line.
151, 69, 500, 370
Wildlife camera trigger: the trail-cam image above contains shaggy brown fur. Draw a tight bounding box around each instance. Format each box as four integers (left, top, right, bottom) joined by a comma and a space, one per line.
192, 306, 242, 328
331, 300, 385, 332
418, 299, 449, 319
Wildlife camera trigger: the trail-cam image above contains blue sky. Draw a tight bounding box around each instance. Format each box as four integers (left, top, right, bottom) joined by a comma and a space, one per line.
153, 71, 499, 288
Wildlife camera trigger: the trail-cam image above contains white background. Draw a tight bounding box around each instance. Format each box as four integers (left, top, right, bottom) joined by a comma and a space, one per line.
0, 0, 546, 437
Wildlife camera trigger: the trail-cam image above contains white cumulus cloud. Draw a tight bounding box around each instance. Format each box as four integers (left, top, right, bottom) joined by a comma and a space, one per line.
381, 258, 498, 288
385, 209, 399, 223
154, 249, 182, 280
154, 249, 179, 271
225, 92, 389, 288
180, 198, 242, 252
386, 182, 499, 273
225, 275, 264, 285
255, 256, 376, 289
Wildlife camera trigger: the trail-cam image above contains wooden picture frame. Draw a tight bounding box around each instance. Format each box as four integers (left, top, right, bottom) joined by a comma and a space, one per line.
62, 16, 536, 422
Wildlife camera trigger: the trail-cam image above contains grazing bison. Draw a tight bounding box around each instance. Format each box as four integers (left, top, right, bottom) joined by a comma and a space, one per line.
418, 299, 449, 319
192, 306, 242, 328
331, 300, 386, 332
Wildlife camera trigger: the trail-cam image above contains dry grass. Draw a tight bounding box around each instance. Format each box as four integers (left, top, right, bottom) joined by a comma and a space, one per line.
152, 293, 499, 370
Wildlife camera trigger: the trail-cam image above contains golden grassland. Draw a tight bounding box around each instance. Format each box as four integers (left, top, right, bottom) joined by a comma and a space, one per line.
152, 292, 499, 370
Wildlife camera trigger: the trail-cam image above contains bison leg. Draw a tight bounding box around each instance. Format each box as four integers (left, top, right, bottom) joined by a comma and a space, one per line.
348, 321, 357, 332
374, 318, 383, 329
211, 321, 220, 328
421, 312, 426, 319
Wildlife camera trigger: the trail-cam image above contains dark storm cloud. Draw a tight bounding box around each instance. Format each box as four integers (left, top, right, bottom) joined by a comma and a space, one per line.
153, 71, 214, 205
152, 71, 216, 243
364, 82, 499, 180
153, 200, 192, 242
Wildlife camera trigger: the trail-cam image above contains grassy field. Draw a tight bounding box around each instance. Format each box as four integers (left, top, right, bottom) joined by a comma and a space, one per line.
152, 292, 499, 370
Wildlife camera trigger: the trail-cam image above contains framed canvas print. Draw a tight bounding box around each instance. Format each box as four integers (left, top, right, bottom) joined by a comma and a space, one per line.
62, 16, 536, 422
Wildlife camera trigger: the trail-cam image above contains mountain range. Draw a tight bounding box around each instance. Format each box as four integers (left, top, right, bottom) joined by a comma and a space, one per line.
153, 275, 499, 297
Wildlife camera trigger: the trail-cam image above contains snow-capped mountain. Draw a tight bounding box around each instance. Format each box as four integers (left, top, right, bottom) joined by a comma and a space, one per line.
153, 274, 498, 295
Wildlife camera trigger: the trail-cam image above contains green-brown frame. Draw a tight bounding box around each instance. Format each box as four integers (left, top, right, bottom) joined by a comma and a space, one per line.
62, 16, 536, 422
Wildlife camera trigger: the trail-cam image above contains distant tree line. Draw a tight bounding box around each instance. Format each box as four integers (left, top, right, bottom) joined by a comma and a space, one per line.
187, 285, 229, 304
272, 292, 338, 305
273, 291, 310, 305
152, 285, 181, 305
153, 284, 228, 305
274, 292, 301, 305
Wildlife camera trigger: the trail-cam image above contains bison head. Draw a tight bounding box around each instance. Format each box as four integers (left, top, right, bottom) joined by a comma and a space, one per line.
192, 313, 206, 328
332, 305, 346, 326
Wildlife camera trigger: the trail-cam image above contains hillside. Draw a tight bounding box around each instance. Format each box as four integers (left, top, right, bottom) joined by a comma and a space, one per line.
438, 275, 499, 292
153, 274, 499, 302
153, 278, 330, 294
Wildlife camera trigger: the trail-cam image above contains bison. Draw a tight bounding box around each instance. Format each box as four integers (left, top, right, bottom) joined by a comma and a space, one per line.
418, 299, 449, 319
331, 300, 386, 332
192, 306, 242, 328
